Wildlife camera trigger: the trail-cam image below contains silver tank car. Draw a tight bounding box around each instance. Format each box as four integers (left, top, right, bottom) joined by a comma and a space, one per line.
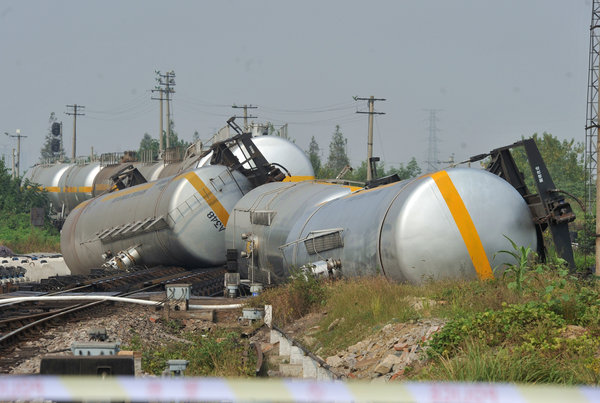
61, 165, 253, 274
23, 163, 71, 213
225, 168, 537, 284
24, 135, 313, 218
57, 163, 103, 214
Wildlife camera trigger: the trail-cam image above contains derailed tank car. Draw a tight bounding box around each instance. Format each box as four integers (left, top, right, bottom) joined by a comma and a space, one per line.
61, 165, 254, 274
60, 134, 315, 274
225, 168, 538, 284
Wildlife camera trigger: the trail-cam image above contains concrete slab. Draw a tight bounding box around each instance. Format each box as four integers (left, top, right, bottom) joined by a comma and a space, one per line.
302, 356, 318, 379
279, 363, 303, 378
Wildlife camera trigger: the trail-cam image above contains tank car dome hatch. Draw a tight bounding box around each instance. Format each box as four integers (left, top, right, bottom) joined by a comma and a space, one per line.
226, 168, 537, 285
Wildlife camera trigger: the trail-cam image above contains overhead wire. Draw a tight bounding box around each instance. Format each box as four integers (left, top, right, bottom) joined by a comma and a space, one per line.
86, 92, 151, 114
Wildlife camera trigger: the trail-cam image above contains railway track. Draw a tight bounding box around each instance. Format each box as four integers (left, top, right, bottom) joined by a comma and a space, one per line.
0, 266, 227, 372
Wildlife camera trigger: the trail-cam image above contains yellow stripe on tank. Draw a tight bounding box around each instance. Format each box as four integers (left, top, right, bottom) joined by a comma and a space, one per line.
428, 170, 494, 281
282, 175, 315, 182
101, 182, 155, 201
183, 171, 230, 225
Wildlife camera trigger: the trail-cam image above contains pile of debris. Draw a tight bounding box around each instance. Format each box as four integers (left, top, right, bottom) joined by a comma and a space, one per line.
323, 319, 446, 381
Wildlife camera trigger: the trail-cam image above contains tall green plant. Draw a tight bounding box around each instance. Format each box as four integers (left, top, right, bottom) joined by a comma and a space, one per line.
496, 236, 534, 294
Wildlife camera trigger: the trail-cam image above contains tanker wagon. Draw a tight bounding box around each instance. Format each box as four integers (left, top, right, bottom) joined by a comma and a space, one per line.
60, 133, 314, 274
224, 168, 538, 285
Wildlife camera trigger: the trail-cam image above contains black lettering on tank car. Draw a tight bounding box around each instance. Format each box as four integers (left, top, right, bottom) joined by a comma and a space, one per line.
206, 211, 226, 232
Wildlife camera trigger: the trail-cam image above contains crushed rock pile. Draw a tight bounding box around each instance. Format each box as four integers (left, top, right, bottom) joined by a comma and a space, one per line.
324, 319, 446, 381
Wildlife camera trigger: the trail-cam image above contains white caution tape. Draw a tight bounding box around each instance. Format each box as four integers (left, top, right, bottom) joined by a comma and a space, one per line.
0, 376, 599, 402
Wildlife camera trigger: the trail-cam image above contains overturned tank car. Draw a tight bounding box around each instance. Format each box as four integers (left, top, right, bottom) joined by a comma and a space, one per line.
224, 168, 538, 284
60, 132, 314, 274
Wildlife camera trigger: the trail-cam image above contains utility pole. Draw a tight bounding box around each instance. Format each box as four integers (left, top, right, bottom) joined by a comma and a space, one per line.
232, 104, 258, 132
355, 96, 386, 181
164, 71, 175, 149
65, 104, 85, 160
151, 75, 165, 157
5, 129, 27, 178
424, 109, 442, 173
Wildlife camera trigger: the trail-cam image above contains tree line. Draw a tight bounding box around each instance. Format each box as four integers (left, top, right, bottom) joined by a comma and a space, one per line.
307, 125, 422, 182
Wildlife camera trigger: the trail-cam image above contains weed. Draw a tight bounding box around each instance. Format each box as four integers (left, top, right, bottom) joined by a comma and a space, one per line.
250, 271, 328, 325
164, 319, 184, 334
495, 236, 534, 294
427, 302, 565, 357
312, 277, 419, 355
138, 330, 256, 376
422, 338, 592, 384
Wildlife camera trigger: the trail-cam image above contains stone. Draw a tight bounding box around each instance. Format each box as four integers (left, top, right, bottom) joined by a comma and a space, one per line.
354, 357, 378, 370
261, 343, 275, 354
347, 340, 366, 354
328, 318, 341, 332
389, 369, 405, 381
344, 354, 357, 369
394, 343, 407, 351
374, 354, 403, 375
326, 355, 344, 367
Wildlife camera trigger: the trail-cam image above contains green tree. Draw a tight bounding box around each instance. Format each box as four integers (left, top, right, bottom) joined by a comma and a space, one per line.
39, 112, 63, 163
138, 133, 159, 160
307, 136, 322, 177
166, 120, 190, 149
387, 157, 422, 180
347, 157, 422, 182
512, 133, 585, 203
325, 125, 350, 177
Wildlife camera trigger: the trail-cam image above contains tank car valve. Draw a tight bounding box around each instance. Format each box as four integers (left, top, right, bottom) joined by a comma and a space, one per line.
301, 259, 342, 279
102, 246, 141, 271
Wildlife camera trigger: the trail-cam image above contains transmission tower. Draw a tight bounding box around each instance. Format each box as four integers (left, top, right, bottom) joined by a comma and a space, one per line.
425, 109, 442, 173
586, 1, 600, 211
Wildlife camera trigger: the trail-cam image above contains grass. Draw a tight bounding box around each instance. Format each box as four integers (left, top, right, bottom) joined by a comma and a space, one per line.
421, 338, 598, 384
311, 277, 420, 355
0, 212, 60, 253
251, 252, 600, 385
123, 329, 256, 377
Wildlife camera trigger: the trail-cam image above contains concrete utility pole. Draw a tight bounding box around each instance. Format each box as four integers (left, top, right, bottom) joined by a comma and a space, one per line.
65, 104, 85, 160
153, 71, 175, 155
5, 129, 27, 178
424, 109, 443, 173
232, 104, 258, 132
355, 96, 386, 181
165, 82, 171, 149
152, 86, 165, 156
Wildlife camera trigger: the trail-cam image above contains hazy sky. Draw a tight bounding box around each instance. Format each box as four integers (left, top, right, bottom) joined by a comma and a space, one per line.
0, 0, 592, 172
